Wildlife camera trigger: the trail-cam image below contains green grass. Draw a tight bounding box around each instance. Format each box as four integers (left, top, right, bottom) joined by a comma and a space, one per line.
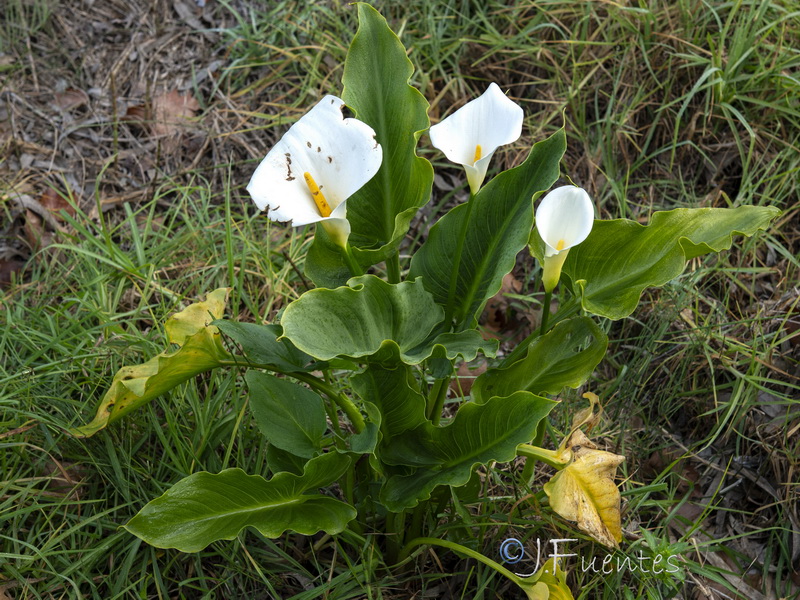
2, 0, 799, 598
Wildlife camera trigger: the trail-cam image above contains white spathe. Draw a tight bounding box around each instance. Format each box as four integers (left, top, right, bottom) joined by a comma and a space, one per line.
535, 186, 595, 293
247, 95, 382, 247
429, 82, 524, 194
535, 186, 594, 257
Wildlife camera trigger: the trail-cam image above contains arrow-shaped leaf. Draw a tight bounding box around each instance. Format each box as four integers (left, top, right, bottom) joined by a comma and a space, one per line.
124, 452, 354, 552
530, 206, 780, 320
379, 392, 557, 511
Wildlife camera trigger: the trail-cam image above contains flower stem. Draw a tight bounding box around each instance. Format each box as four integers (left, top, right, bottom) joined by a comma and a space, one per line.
539, 290, 552, 336
341, 243, 364, 278
386, 252, 401, 284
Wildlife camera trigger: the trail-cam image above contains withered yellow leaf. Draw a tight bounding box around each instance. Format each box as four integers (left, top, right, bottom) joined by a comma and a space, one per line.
69, 289, 231, 438
543, 429, 624, 548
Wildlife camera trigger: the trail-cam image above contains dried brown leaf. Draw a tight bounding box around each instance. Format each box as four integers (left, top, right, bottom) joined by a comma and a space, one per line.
151, 89, 200, 137
39, 188, 75, 220
53, 87, 89, 110
0, 259, 25, 288
481, 272, 523, 338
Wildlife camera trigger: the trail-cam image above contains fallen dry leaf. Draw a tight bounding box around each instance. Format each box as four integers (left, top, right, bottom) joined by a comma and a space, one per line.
23, 209, 53, 250
449, 359, 487, 396
39, 188, 75, 220
481, 272, 523, 339
0, 259, 25, 288
53, 87, 89, 110
544, 429, 625, 548
151, 89, 200, 137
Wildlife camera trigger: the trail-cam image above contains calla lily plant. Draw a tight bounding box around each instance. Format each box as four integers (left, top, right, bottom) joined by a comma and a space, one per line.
79, 7, 780, 600
429, 82, 524, 194
247, 95, 383, 252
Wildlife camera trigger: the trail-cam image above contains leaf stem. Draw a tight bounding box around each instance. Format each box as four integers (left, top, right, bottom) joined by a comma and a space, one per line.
427, 376, 450, 425
293, 372, 366, 433
517, 443, 569, 469
386, 252, 401, 284
398, 537, 524, 586
443, 191, 476, 328
219, 357, 366, 434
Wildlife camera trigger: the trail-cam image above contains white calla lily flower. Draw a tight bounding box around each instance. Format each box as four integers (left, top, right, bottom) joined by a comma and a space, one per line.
247, 95, 382, 248
429, 82, 524, 194
535, 185, 595, 293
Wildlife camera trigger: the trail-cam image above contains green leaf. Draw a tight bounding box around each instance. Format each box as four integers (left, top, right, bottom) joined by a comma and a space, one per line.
409, 127, 566, 327
281, 275, 439, 360
379, 392, 557, 511
214, 321, 316, 373
70, 289, 232, 437
281, 275, 497, 368
346, 401, 381, 455
267, 445, 307, 476
530, 206, 781, 320
124, 453, 355, 552
473, 317, 607, 402
305, 3, 433, 286
245, 371, 327, 458
351, 364, 428, 442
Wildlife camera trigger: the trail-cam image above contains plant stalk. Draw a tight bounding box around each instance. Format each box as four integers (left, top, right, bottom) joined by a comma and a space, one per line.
398, 537, 524, 586
341, 242, 364, 278
386, 252, 401, 284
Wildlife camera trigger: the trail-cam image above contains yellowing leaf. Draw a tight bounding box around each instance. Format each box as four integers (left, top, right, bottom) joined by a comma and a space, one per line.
534, 559, 574, 600
521, 558, 574, 600
544, 429, 624, 548
69, 289, 232, 438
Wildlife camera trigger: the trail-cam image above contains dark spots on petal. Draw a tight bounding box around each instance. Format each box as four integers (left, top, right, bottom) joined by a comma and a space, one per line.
317, 146, 321, 153
307, 141, 312, 148
287, 176, 295, 181
285, 152, 292, 164
285, 153, 293, 179
330, 98, 335, 104
327, 156, 333, 163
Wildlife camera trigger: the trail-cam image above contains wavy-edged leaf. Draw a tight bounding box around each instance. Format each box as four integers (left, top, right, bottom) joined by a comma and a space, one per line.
280, 275, 497, 366
245, 371, 327, 458
70, 289, 232, 437
379, 392, 557, 511
473, 316, 607, 403
214, 320, 316, 372
305, 3, 433, 286
530, 206, 781, 320
124, 452, 354, 552
409, 127, 565, 327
